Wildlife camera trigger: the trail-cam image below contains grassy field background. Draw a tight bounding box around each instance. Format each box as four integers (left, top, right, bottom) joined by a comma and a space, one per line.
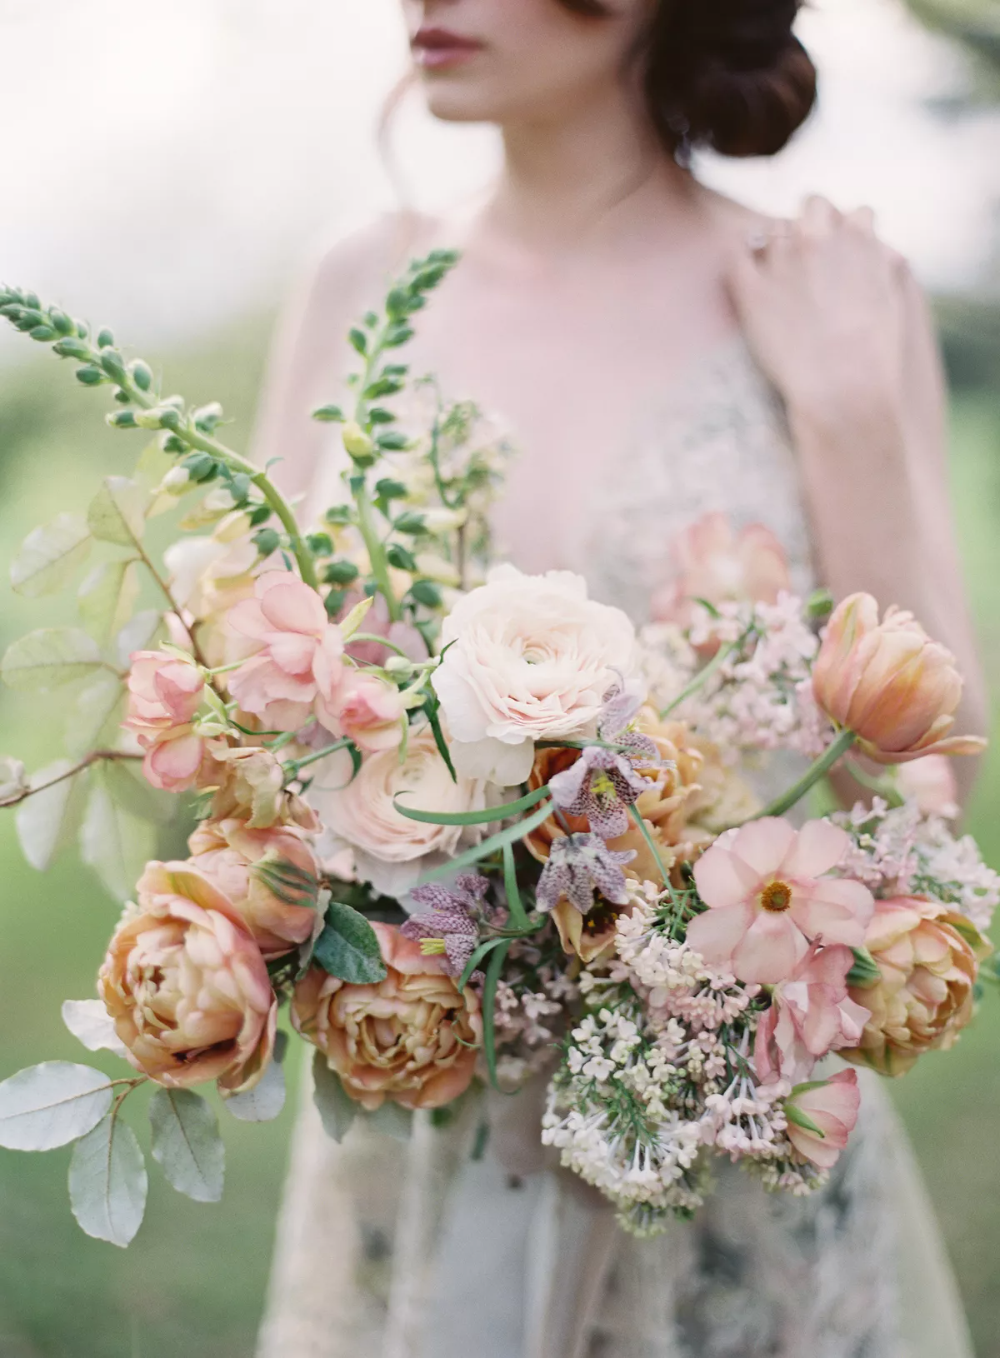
0, 317, 998, 1356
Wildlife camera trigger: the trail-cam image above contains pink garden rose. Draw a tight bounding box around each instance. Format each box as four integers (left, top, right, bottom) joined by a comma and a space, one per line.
784, 1069, 861, 1170
686, 818, 874, 985
292, 923, 482, 1111
333, 671, 407, 753
124, 650, 218, 792
187, 817, 319, 960
651, 512, 791, 627
754, 944, 871, 1086
812, 593, 985, 765
100, 861, 277, 1093
228, 572, 345, 733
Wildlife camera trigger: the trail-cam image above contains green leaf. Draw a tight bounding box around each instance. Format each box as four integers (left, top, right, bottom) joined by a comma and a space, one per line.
69, 1112, 148, 1247
149, 1088, 225, 1202
482, 940, 512, 1091
0, 1062, 113, 1150
311, 1055, 357, 1143
61, 1000, 127, 1057
457, 937, 506, 994
417, 800, 555, 885
223, 1058, 286, 1123
394, 782, 548, 827
87, 476, 149, 547
784, 1103, 827, 1138
1, 628, 104, 691
16, 760, 88, 870
847, 946, 883, 989
502, 842, 530, 930
365, 1100, 413, 1141
313, 900, 387, 985
67, 674, 126, 758
102, 758, 175, 826
78, 560, 140, 643
115, 609, 165, 669
80, 777, 157, 901
10, 513, 92, 598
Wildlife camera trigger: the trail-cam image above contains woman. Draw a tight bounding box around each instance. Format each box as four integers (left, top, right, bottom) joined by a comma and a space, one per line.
253, 2, 987, 1354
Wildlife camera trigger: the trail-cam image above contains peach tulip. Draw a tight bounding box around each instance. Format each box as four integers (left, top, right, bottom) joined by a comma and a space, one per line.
784, 1069, 860, 1170
812, 594, 985, 765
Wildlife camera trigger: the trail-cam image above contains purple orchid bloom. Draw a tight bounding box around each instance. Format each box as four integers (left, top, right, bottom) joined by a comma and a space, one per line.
401, 874, 490, 980
536, 834, 636, 916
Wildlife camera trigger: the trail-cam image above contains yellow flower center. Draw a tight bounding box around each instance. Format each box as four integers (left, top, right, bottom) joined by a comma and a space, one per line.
590, 771, 616, 800
420, 939, 448, 956
583, 898, 625, 937
760, 880, 793, 913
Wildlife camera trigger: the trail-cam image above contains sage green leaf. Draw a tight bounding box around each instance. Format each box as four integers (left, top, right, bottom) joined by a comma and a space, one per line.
417, 800, 555, 885
87, 476, 149, 548
115, 609, 166, 669
69, 1113, 148, 1247
313, 900, 387, 985
366, 1100, 413, 1141
10, 513, 92, 598
224, 1058, 286, 1123
102, 758, 174, 826
311, 1055, 357, 1143
66, 675, 126, 758
80, 778, 156, 901
1, 628, 104, 691
393, 782, 548, 826
16, 760, 88, 870
78, 560, 140, 643
149, 1088, 225, 1203
0, 1062, 113, 1150
61, 1001, 128, 1058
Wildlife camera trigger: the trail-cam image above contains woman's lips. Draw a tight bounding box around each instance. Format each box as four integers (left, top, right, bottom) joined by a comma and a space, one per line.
412, 27, 483, 71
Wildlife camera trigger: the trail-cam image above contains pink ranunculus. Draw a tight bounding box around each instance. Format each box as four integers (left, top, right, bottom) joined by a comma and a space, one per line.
651, 512, 791, 626
784, 1068, 861, 1170
124, 650, 217, 792
686, 818, 875, 985
227, 572, 345, 733
812, 593, 986, 765
897, 755, 960, 820
333, 671, 407, 754
754, 943, 871, 1086
187, 818, 319, 960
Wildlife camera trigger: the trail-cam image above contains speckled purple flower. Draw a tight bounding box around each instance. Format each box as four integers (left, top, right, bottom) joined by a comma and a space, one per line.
599, 678, 662, 768
548, 745, 650, 839
401, 874, 490, 979
536, 834, 636, 915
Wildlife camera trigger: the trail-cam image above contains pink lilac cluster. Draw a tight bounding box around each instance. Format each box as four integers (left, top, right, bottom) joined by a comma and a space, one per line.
833, 799, 1000, 933
493, 947, 581, 1090
656, 596, 832, 759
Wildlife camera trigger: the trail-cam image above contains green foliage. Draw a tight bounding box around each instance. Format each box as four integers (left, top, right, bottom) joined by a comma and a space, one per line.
69, 1112, 148, 1248
313, 899, 388, 985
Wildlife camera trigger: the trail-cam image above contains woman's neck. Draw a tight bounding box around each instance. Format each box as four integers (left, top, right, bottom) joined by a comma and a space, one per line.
479, 78, 699, 257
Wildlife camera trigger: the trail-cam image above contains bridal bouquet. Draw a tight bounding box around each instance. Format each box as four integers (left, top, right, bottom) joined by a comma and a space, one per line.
0, 258, 997, 1245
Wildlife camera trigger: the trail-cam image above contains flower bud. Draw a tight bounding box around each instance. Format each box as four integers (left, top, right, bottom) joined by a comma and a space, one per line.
342, 422, 375, 463
0, 756, 28, 807
160, 466, 191, 495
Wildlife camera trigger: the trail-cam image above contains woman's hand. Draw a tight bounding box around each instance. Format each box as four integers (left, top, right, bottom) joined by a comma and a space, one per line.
727, 196, 910, 427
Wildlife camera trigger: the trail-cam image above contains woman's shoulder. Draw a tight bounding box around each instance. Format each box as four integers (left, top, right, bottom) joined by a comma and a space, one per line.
305, 211, 439, 308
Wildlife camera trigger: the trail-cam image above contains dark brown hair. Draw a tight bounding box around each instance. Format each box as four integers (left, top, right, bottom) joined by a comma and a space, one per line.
559, 0, 817, 159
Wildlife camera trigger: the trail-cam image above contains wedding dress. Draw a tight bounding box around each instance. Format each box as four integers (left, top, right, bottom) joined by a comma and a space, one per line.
256, 336, 974, 1358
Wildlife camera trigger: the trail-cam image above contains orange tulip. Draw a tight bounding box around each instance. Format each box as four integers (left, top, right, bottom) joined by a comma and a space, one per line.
812, 594, 985, 765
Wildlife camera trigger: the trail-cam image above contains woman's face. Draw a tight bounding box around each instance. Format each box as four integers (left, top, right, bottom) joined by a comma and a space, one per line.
400, 0, 653, 125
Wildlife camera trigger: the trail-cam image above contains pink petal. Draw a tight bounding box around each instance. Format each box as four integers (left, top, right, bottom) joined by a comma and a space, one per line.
732, 912, 806, 985
686, 903, 754, 967
781, 819, 850, 879
268, 632, 318, 677
227, 598, 271, 642
258, 576, 327, 635
798, 988, 844, 1055
793, 878, 874, 945
693, 845, 760, 909
730, 818, 797, 878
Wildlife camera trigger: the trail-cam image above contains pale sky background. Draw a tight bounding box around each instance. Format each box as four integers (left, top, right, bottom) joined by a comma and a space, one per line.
1, 0, 998, 360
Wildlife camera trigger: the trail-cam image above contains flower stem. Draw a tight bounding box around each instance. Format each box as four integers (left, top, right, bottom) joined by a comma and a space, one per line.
283, 738, 354, 778
3, 749, 143, 808
750, 729, 857, 821
659, 641, 737, 720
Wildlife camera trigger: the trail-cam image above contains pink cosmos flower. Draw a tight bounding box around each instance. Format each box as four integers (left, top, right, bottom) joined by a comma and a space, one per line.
228, 572, 345, 733
754, 943, 871, 1086
686, 818, 874, 985
651, 512, 791, 627
125, 651, 216, 792
333, 671, 407, 753
784, 1068, 861, 1170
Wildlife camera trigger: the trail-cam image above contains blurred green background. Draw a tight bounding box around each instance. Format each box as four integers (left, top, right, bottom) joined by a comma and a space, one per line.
1, 2, 999, 1356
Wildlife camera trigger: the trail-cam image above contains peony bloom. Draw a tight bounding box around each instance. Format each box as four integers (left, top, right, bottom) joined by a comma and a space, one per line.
841, 895, 988, 1076
651, 512, 791, 627
309, 729, 486, 898
754, 944, 871, 1086
897, 755, 960, 820
292, 923, 482, 1110
784, 1069, 860, 1170
686, 818, 875, 985
124, 650, 218, 792
812, 593, 985, 765
100, 862, 276, 1092
187, 818, 319, 960
431, 565, 637, 785
228, 572, 345, 733
332, 670, 407, 753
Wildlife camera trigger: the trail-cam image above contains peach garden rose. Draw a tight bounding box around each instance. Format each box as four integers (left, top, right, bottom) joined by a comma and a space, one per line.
292, 923, 481, 1111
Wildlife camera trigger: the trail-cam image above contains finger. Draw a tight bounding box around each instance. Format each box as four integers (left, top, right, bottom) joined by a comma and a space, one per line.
798, 194, 841, 239
846, 205, 877, 235
725, 246, 765, 318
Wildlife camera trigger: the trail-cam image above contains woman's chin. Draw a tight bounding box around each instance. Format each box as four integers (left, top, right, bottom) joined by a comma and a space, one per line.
420, 83, 506, 126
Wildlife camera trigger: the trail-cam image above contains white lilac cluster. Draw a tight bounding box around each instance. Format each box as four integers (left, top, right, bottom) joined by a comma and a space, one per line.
834, 798, 1000, 933
643, 596, 832, 760
543, 887, 814, 1235
493, 951, 581, 1090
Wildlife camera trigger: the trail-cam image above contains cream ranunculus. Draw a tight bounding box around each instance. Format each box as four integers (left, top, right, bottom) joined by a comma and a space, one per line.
308, 727, 487, 898
99, 862, 277, 1093
431, 565, 638, 785
292, 923, 481, 1111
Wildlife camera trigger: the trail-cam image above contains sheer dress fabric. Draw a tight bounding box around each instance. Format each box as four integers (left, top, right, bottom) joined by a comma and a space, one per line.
256, 339, 974, 1358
